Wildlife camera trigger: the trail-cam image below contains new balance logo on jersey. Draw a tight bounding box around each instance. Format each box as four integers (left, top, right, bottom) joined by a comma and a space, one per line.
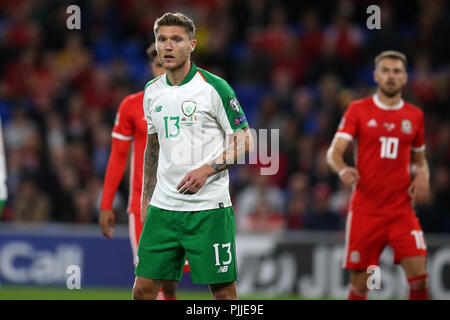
367, 119, 378, 127
155, 105, 163, 112
217, 266, 228, 273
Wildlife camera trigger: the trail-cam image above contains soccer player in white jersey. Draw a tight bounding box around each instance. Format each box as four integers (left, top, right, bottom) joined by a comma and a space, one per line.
132, 12, 253, 300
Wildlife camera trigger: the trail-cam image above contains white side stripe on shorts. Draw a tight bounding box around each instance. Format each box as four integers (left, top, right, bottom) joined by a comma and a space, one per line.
342, 210, 353, 268
129, 213, 138, 266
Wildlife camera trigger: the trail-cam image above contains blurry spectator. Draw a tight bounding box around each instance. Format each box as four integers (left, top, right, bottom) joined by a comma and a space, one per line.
240, 198, 285, 234
306, 37, 353, 86
13, 176, 51, 222
254, 94, 285, 130
294, 136, 315, 173
292, 87, 316, 133
297, 8, 324, 64
4, 108, 38, 151
285, 171, 310, 201
329, 180, 352, 220
53, 164, 78, 222
410, 54, 438, 106
230, 166, 253, 195
73, 188, 96, 224
66, 94, 88, 139
309, 147, 332, 186
303, 183, 341, 230
417, 165, 450, 233
91, 124, 112, 177
285, 196, 308, 230
285, 171, 310, 231
44, 111, 66, 151
279, 116, 299, 168
324, 1, 364, 67
251, 4, 294, 59
236, 173, 284, 230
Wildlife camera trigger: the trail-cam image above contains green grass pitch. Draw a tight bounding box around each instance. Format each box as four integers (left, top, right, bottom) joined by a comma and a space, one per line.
0, 286, 302, 300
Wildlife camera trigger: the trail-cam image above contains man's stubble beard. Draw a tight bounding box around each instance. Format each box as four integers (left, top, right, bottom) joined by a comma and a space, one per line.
162, 55, 190, 73
379, 83, 404, 98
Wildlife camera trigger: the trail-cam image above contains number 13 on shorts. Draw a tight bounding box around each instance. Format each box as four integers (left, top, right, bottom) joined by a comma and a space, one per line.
213, 242, 233, 267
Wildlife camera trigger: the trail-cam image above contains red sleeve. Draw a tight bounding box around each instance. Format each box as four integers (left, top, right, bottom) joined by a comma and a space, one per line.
336, 102, 358, 141
412, 109, 426, 152
100, 129, 131, 211
112, 96, 134, 141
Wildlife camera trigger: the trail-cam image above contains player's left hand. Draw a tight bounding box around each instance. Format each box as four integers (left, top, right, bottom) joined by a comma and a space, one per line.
408, 172, 430, 205
99, 209, 115, 239
177, 164, 214, 195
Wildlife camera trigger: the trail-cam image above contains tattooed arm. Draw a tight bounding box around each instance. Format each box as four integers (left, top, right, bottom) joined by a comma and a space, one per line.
210, 127, 253, 172
141, 133, 159, 222
177, 127, 254, 194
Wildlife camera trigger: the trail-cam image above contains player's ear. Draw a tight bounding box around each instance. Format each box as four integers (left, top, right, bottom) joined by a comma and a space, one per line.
403, 71, 408, 85
373, 70, 379, 85
190, 39, 196, 53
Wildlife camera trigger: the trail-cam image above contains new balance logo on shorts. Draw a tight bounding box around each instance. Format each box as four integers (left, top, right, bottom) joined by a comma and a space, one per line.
217, 266, 228, 273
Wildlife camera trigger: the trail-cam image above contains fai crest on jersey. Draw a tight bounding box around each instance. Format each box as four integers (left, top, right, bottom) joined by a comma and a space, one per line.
181, 100, 197, 117
229, 97, 241, 113
401, 119, 412, 134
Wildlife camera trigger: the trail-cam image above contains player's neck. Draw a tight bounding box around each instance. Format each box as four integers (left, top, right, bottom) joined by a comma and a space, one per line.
166, 60, 191, 86
375, 89, 403, 108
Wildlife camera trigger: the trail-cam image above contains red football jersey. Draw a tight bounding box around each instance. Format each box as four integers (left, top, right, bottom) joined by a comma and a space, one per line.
336, 94, 425, 215
110, 91, 147, 215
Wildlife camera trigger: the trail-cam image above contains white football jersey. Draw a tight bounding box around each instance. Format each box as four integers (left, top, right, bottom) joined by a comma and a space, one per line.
143, 62, 248, 211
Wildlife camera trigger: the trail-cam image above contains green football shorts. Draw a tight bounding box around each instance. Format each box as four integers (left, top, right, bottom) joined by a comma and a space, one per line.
135, 205, 238, 285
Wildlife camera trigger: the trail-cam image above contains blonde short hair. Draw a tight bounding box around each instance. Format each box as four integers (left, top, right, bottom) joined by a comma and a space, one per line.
375, 50, 407, 69
153, 12, 196, 40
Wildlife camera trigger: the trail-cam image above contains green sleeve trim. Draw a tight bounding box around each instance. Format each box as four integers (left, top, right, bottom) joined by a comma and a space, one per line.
144, 75, 162, 91
197, 68, 248, 131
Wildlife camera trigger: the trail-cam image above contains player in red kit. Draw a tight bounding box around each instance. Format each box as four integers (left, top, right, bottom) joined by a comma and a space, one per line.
327, 51, 430, 300
99, 44, 188, 300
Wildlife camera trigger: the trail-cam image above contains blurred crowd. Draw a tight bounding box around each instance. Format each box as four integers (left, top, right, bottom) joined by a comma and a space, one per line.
0, 0, 449, 233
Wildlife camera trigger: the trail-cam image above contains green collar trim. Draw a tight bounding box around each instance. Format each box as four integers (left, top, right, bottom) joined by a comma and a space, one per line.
166, 62, 198, 86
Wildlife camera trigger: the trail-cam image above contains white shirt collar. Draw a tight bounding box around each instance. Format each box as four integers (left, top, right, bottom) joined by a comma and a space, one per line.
372, 93, 404, 111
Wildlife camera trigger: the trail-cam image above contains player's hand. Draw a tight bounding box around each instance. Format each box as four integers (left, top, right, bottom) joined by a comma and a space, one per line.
99, 209, 115, 239
338, 167, 360, 186
408, 171, 430, 205
177, 164, 214, 195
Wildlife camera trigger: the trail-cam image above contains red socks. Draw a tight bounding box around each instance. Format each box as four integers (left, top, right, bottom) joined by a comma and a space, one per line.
408, 274, 429, 300
348, 284, 368, 300
156, 289, 177, 300
348, 274, 428, 300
